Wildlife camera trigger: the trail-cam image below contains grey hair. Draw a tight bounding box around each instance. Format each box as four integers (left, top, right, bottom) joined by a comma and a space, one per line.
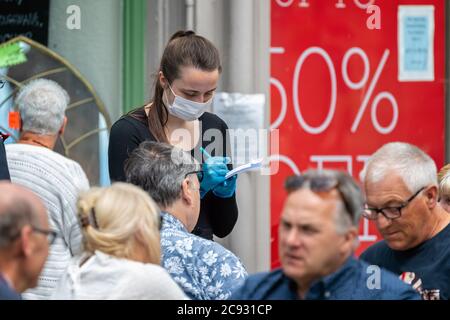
16, 78, 70, 135
284, 169, 364, 234
125, 141, 199, 208
0, 198, 40, 248
362, 142, 437, 193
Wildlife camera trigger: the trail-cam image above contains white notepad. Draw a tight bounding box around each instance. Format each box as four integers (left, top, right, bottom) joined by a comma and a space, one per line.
225, 158, 264, 179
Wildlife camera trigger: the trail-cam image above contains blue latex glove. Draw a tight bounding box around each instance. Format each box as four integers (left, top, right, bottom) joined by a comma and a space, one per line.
200, 156, 230, 198
212, 174, 237, 198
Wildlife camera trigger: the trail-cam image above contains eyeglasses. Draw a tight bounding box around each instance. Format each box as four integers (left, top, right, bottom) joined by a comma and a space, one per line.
10, 225, 58, 245
285, 174, 353, 220
158, 214, 163, 231
363, 187, 425, 221
184, 170, 204, 183
32, 226, 58, 245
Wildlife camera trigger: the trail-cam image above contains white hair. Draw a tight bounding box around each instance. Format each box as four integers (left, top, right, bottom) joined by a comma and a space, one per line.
16, 78, 70, 135
362, 142, 438, 193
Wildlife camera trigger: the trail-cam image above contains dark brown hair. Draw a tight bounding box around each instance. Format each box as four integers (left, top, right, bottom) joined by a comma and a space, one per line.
131, 30, 222, 143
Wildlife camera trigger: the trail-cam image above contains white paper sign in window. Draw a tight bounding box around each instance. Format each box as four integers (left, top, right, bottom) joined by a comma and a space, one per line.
398, 5, 435, 82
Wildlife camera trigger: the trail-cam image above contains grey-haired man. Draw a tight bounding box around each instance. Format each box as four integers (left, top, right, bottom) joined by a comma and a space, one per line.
361, 142, 450, 300
5, 78, 89, 299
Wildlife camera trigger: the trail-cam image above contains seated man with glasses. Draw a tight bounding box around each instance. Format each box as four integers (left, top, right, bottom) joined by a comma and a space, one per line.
361, 142, 450, 300
231, 170, 419, 300
0, 182, 52, 300
125, 141, 247, 300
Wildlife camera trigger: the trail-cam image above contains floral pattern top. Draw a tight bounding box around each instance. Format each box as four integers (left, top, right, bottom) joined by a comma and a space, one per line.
160, 212, 247, 300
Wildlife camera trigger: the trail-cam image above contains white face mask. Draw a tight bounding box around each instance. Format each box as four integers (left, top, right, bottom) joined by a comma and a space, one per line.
164, 84, 213, 121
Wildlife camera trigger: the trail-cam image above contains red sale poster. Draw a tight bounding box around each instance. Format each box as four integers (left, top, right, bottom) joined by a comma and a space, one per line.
270, 0, 446, 268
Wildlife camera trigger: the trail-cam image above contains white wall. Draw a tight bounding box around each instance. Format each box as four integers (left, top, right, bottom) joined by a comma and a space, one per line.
195, 0, 271, 273
146, 0, 187, 101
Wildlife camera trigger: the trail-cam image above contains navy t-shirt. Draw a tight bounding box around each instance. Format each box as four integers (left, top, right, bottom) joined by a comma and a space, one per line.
360, 223, 450, 300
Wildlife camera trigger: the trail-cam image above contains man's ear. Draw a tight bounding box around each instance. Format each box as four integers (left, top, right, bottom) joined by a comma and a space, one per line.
342, 226, 359, 253
20, 225, 34, 257
181, 178, 194, 206
58, 117, 67, 136
424, 185, 438, 209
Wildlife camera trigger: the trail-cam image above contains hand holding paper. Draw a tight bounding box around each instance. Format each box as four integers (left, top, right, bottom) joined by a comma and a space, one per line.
225, 158, 263, 179
212, 158, 262, 198
212, 175, 237, 198
199, 147, 263, 198
199, 148, 229, 198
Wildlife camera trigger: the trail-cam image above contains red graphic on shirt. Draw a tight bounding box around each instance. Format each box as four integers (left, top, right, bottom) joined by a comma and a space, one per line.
400, 272, 440, 300
0, 132, 9, 141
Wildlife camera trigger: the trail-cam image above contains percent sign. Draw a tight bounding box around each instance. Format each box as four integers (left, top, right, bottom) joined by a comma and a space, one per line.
343, 48, 398, 134
292, 47, 398, 135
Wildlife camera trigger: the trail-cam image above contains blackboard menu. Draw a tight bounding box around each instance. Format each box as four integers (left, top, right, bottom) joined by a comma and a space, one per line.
0, 0, 50, 45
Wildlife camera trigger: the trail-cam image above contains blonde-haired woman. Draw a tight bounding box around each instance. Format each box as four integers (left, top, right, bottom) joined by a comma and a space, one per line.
53, 183, 187, 300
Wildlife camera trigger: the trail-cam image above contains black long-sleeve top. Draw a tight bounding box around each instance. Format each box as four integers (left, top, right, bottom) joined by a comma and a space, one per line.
108, 108, 238, 240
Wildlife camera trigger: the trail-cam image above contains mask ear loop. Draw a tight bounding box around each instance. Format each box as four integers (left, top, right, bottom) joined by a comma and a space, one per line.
162, 83, 174, 109
167, 83, 177, 96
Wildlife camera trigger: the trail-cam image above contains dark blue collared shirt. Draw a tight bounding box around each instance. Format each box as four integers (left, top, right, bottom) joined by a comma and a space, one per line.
231, 256, 420, 300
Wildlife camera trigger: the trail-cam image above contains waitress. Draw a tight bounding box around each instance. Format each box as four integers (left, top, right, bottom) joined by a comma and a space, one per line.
108, 30, 238, 240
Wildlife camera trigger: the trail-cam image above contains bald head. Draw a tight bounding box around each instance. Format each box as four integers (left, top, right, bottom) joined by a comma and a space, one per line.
0, 182, 47, 248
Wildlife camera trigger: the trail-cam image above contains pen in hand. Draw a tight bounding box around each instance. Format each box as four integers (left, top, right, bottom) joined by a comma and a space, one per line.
200, 147, 212, 160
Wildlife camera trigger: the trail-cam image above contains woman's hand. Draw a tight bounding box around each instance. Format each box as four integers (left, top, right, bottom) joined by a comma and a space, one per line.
200, 156, 230, 198
212, 175, 237, 198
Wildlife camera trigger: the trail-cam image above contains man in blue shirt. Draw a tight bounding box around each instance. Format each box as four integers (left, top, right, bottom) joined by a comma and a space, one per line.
0, 182, 50, 300
360, 142, 450, 300
231, 170, 420, 300
125, 141, 247, 300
